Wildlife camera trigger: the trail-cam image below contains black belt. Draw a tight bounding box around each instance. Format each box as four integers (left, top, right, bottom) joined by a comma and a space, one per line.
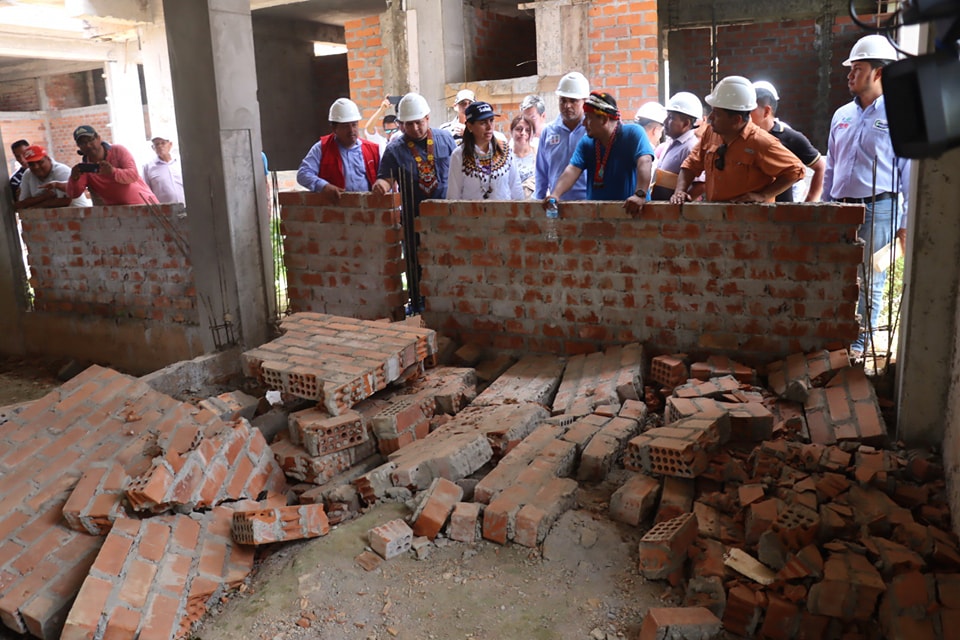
838, 192, 896, 204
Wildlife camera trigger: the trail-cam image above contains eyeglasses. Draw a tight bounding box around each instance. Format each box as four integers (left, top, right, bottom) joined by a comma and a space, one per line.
714, 144, 727, 171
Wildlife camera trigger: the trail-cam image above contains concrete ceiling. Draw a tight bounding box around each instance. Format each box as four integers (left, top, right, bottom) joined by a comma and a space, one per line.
252, 0, 387, 27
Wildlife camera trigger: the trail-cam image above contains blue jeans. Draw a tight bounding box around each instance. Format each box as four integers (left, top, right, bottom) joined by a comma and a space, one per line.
852, 199, 897, 352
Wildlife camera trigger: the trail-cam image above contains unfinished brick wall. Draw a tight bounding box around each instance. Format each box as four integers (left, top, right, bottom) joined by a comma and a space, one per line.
44, 72, 98, 110
587, 0, 660, 113
19, 204, 196, 324
279, 191, 407, 320
418, 201, 862, 362
667, 13, 889, 150
468, 6, 537, 81
0, 79, 40, 112
344, 15, 387, 119
47, 107, 111, 170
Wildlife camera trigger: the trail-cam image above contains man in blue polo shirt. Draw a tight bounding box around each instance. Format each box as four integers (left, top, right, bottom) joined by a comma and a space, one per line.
823, 34, 911, 359
534, 71, 591, 201
544, 90, 654, 216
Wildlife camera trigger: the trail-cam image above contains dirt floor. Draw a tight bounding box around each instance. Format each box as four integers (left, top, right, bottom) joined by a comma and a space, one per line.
0, 360, 668, 640
193, 482, 666, 640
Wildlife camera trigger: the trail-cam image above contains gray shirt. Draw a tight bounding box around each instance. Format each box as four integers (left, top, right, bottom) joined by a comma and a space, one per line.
19, 160, 91, 207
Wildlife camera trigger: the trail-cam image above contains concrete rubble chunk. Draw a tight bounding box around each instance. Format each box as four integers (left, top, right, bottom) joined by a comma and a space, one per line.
471, 353, 565, 407
804, 366, 887, 446
240, 312, 438, 414
552, 343, 643, 417
768, 349, 850, 400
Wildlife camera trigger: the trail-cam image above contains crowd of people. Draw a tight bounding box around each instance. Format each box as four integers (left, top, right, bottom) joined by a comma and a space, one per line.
294, 34, 910, 358
8, 126, 184, 210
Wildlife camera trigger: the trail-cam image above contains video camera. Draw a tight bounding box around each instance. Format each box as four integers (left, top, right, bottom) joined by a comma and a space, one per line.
870, 0, 960, 158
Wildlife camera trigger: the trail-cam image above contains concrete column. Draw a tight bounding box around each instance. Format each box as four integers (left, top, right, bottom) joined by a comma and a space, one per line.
103, 56, 147, 151
162, 0, 274, 350
0, 141, 26, 355
895, 143, 960, 445
139, 21, 179, 139
407, 0, 465, 118
523, 0, 588, 77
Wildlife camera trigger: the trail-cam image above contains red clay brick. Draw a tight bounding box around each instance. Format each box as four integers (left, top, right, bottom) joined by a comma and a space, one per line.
638, 512, 698, 580
411, 478, 463, 540
639, 606, 722, 640
447, 502, 482, 543
609, 473, 661, 526
367, 519, 413, 559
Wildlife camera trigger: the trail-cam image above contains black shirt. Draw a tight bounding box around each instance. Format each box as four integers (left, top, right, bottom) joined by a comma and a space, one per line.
767, 120, 821, 203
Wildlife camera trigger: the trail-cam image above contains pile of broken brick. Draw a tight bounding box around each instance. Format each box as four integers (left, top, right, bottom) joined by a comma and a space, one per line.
3, 310, 958, 640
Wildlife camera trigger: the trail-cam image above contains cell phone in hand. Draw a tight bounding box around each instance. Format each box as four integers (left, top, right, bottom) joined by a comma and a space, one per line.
77, 162, 100, 173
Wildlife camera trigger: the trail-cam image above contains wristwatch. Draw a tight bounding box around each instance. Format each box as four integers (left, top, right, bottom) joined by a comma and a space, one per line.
634, 188, 647, 199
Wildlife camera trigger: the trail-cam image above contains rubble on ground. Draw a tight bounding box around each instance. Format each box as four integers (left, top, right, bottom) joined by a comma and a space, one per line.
1, 312, 957, 640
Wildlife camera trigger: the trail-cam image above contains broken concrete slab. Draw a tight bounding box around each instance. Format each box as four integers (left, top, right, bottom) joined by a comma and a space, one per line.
551, 343, 643, 417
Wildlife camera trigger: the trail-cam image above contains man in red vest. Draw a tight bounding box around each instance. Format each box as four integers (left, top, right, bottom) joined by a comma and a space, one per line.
297, 98, 380, 200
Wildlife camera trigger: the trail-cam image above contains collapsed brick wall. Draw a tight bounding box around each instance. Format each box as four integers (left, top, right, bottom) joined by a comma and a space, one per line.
467, 6, 537, 81
279, 191, 407, 320
587, 0, 660, 113
344, 14, 387, 119
418, 201, 862, 362
18, 204, 197, 325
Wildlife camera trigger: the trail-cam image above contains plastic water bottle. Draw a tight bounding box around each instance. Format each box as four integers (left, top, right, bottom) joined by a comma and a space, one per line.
545, 197, 559, 242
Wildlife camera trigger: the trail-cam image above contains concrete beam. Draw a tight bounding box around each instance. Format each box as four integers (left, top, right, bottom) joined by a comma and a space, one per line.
0, 58, 102, 83
662, 0, 879, 29
251, 14, 344, 44
64, 0, 151, 24
0, 30, 121, 61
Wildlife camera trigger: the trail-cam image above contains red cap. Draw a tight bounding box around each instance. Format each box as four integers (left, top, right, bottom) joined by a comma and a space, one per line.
22, 145, 47, 162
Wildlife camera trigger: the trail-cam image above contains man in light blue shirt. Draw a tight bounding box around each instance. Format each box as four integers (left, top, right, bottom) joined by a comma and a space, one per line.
297, 98, 380, 199
823, 34, 911, 358
534, 71, 590, 201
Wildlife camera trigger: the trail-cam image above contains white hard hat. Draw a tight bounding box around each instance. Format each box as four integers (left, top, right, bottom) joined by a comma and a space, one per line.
665, 92, 703, 120
844, 34, 899, 66
328, 98, 362, 123
397, 92, 431, 122
556, 71, 590, 99
752, 81, 780, 101
454, 89, 475, 105
635, 102, 667, 124
704, 76, 757, 111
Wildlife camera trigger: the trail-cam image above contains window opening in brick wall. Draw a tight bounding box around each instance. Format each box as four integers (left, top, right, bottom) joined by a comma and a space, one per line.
469, 7, 537, 82
314, 42, 348, 57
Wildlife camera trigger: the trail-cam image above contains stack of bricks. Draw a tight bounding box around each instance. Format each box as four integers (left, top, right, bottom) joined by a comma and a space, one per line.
551, 343, 643, 416
625, 413, 731, 478
60, 506, 254, 640
0, 365, 254, 640
241, 312, 438, 416
278, 192, 406, 320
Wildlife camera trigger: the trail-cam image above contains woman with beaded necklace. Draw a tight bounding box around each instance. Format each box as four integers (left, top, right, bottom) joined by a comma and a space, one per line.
447, 101, 523, 200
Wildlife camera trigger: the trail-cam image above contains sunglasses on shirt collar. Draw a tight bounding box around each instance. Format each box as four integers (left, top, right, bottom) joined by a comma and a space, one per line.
715, 144, 727, 171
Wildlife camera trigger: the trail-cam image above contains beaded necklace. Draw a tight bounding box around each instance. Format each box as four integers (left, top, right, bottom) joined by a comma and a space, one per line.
406, 129, 438, 195
593, 121, 620, 189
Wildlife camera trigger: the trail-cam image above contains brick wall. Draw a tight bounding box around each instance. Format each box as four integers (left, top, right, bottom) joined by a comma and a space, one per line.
0, 79, 40, 111
345, 15, 387, 118
667, 13, 888, 151
19, 204, 197, 325
279, 191, 407, 320
469, 6, 537, 81
417, 201, 862, 363
47, 106, 111, 167
587, 0, 660, 115
44, 72, 94, 110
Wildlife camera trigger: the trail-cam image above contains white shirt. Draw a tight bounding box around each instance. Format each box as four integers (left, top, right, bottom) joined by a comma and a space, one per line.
447, 144, 524, 200
20, 161, 91, 207
142, 156, 185, 204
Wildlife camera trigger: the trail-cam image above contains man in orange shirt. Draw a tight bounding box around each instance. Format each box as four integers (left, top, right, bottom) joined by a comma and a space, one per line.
670, 76, 803, 203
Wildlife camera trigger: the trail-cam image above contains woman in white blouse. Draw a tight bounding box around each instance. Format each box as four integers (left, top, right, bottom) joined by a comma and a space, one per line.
448, 101, 523, 200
